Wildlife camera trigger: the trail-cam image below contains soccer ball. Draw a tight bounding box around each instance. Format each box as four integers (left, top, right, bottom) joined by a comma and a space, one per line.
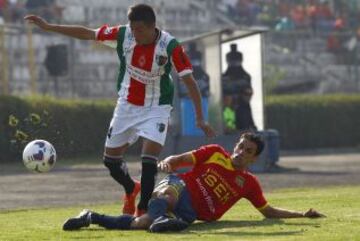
22, 140, 57, 173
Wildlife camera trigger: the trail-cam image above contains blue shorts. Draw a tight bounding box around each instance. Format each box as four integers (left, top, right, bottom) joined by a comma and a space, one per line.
154, 174, 197, 223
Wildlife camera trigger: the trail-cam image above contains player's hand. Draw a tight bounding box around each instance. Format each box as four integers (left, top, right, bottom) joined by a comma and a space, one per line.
157, 158, 174, 173
196, 120, 216, 138
304, 208, 326, 218
24, 15, 50, 30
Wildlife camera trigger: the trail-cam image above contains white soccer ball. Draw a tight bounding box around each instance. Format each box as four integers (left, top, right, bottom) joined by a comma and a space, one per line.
22, 140, 57, 173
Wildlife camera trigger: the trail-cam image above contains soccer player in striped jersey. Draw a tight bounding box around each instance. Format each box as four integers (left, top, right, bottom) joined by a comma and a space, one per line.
25, 4, 215, 217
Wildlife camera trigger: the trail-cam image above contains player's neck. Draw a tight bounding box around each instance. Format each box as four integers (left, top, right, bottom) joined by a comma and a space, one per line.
142, 29, 159, 45
232, 161, 245, 171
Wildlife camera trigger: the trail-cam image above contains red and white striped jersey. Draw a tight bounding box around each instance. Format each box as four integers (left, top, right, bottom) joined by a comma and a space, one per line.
96, 24, 193, 107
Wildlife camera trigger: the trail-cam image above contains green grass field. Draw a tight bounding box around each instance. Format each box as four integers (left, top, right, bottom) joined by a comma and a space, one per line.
0, 186, 359, 241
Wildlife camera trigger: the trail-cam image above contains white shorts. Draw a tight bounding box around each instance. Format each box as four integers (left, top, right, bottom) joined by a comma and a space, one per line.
105, 100, 172, 148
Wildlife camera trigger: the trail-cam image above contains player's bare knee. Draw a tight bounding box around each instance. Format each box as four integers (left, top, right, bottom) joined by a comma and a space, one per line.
104, 145, 128, 157
152, 190, 160, 198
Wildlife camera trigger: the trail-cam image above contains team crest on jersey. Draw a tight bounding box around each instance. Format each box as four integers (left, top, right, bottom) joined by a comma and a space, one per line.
138, 55, 146, 67
235, 175, 245, 187
156, 55, 168, 66
157, 123, 166, 133
104, 27, 113, 35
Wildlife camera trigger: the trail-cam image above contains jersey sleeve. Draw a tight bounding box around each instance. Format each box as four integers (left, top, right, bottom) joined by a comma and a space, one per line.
245, 175, 268, 210
95, 24, 122, 48
171, 44, 193, 77
192, 144, 226, 166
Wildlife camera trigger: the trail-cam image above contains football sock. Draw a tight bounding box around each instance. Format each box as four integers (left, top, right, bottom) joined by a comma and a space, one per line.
148, 198, 169, 220
103, 156, 135, 194
138, 156, 158, 210
90, 213, 135, 230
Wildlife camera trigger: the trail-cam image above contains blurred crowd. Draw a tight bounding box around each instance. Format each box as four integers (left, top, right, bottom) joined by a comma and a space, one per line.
220, 0, 360, 67
219, 0, 359, 33
0, 0, 62, 24
1, 0, 358, 33
1, 0, 358, 67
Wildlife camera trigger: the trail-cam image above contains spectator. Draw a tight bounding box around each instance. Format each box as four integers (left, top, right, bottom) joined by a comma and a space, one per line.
0, 0, 8, 20
222, 44, 256, 132
178, 42, 210, 98
306, 0, 318, 33
275, 16, 295, 31
290, 4, 307, 29
187, 42, 210, 97
316, 0, 334, 32
222, 44, 252, 95
235, 89, 257, 132
326, 30, 343, 64
8, 0, 27, 23
25, 0, 61, 22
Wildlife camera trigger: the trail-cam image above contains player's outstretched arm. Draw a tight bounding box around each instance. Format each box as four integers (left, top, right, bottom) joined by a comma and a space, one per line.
24, 15, 96, 40
157, 152, 194, 173
181, 74, 216, 138
260, 205, 326, 219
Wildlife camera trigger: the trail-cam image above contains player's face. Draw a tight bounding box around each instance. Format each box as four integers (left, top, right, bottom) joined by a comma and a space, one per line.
130, 21, 156, 45
231, 138, 258, 170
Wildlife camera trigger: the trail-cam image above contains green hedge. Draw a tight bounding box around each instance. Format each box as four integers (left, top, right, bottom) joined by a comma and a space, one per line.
1, 94, 359, 162
0, 95, 114, 162
265, 94, 360, 150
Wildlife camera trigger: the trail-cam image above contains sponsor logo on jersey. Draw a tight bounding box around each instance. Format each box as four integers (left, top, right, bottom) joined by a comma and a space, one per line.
126, 64, 161, 84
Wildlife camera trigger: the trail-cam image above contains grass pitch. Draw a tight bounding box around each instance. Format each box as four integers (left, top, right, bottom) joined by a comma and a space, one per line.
0, 186, 359, 241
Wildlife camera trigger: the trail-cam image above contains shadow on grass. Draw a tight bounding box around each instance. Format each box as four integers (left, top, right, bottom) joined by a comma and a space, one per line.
190, 219, 285, 230
61, 219, 320, 237
179, 219, 317, 236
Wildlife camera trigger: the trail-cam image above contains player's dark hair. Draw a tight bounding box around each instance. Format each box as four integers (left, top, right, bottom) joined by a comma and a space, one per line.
240, 132, 264, 156
128, 4, 156, 25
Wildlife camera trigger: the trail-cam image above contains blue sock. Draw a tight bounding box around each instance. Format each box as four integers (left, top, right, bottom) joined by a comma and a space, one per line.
91, 213, 135, 230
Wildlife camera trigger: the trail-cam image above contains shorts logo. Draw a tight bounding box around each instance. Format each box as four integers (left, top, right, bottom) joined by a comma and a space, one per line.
157, 123, 166, 133
107, 127, 113, 139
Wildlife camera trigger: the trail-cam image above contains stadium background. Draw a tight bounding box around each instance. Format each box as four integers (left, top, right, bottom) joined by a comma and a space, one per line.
1, 3, 360, 241
1, 0, 360, 97
0, 0, 359, 162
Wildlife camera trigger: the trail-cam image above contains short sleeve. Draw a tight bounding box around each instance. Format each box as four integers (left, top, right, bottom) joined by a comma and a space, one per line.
171, 44, 193, 77
95, 25, 122, 48
245, 175, 268, 209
